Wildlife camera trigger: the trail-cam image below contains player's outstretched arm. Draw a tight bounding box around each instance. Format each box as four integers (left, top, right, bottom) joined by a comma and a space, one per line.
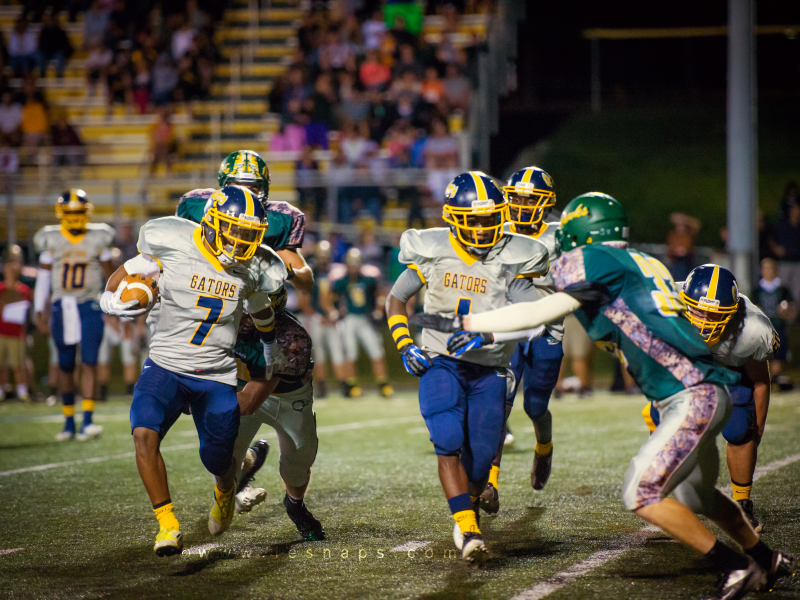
277, 248, 314, 292
463, 292, 582, 333
33, 252, 53, 334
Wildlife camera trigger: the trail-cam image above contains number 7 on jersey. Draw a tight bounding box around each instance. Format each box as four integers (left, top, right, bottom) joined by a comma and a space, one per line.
190, 295, 224, 346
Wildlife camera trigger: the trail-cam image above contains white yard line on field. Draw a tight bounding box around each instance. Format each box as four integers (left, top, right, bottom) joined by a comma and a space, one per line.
508, 451, 800, 600
0, 416, 423, 477
0, 548, 23, 556
390, 541, 431, 552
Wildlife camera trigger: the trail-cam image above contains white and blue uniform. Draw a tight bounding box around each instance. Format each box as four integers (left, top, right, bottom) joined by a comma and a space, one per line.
505, 221, 564, 421
129, 217, 286, 476
396, 227, 548, 484
33, 223, 115, 370
648, 294, 776, 445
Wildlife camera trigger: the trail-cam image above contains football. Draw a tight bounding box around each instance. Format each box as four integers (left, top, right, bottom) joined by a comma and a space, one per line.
119, 274, 158, 310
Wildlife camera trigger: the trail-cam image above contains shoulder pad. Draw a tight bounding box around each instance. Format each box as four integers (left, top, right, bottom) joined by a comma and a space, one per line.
399, 228, 449, 263
253, 244, 289, 282
180, 188, 216, 202
495, 233, 548, 264
87, 222, 116, 242
737, 295, 777, 361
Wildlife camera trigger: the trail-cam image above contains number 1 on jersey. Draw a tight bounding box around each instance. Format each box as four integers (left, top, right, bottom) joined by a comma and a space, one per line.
191, 295, 223, 346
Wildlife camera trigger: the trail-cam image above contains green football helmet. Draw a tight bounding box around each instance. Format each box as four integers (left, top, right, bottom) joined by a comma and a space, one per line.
554, 192, 629, 255
218, 150, 271, 203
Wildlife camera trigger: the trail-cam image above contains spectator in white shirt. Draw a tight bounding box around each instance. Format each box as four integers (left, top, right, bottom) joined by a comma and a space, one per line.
362, 10, 386, 50
171, 15, 196, 61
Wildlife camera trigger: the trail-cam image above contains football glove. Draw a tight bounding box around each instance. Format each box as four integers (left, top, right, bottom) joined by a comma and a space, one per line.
447, 331, 493, 357
262, 339, 288, 380
100, 283, 149, 317
400, 344, 433, 377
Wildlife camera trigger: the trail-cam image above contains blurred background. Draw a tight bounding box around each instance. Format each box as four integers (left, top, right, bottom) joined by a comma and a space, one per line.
0, 0, 798, 399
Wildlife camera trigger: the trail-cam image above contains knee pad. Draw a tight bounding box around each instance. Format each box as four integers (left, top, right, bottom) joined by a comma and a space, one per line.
199, 443, 234, 477
722, 404, 755, 446
523, 385, 552, 421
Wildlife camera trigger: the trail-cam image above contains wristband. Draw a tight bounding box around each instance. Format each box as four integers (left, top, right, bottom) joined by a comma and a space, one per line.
388, 314, 413, 351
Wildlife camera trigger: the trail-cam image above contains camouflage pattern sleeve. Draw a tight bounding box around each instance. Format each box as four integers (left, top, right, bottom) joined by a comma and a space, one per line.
266, 201, 306, 249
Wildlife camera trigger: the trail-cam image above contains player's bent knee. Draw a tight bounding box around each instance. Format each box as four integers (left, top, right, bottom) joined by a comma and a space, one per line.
132, 427, 160, 454
199, 443, 235, 476
523, 390, 551, 421
721, 410, 755, 446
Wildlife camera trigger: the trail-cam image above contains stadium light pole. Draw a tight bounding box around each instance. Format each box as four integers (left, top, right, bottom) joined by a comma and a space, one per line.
727, 0, 758, 293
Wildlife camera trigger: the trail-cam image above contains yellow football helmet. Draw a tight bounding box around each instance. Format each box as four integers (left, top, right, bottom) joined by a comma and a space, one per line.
56, 189, 93, 233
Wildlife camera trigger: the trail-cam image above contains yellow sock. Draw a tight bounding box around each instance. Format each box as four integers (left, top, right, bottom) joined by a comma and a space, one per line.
731, 481, 752, 501
488, 465, 500, 489
453, 509, 480, 535
82, 399, 95, 412
536, 440, 553, 456
214, 484, 233, 502
154, 502, 180, 530
63, 405, 75, 417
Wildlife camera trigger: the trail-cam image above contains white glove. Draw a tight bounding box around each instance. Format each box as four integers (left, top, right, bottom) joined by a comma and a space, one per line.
100, 281, 149, 317
262, 339, 288, 380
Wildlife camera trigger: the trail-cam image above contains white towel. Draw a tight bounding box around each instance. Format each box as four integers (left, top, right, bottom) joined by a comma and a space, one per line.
1, 300, 29, 325
61, 297, 82, 345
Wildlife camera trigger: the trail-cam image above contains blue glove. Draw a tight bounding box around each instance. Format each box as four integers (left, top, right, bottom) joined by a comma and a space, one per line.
446, 331, 493, 357
400, 344, 433, 377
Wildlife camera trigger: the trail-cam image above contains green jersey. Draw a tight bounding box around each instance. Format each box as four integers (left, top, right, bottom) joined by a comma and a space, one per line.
176, 189, 306, 250
551, 244, 738, 401
332, 273, 377, 316
310, 272, 331, 316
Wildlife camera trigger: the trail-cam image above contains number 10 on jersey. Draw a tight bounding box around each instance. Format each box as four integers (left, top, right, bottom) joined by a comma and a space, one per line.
190, 295, 224, 346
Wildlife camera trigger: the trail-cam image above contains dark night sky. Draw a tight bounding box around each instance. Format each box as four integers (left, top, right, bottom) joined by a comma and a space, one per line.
491, 1, 800, 172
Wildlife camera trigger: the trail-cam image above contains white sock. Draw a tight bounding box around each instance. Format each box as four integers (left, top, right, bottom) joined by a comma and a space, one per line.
16, 384, 28, 398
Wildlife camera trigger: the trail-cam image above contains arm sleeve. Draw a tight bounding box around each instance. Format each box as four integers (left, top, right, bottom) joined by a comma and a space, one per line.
123, 253, 161, 276
34, 268, 51, 313
388, 267, 425, 304
466, 293, 582, 333
99, 248, 113, 262
492, 326, 545, 343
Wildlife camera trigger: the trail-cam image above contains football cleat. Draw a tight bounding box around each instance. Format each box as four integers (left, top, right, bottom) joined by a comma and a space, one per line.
46, 394, 57, 406
283, 494, 325, 541
504, 431, 514, 446
736, 499, 761, 533
765, 551, 796, 592
55, 430, 75, 442
236, 440, 269, 495
479, 483, 500, 514
154, 527, 183, 557
531, 448, 553, 491
379, 383, 394, 398
461, 532, 488, 563
706, 557, 766, 600
76, 423, 103, 441
235, 485, 267, 515
208, 488, 235, 535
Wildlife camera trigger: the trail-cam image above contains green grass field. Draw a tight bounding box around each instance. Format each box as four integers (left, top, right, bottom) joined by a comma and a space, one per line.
1, 390, 799, 599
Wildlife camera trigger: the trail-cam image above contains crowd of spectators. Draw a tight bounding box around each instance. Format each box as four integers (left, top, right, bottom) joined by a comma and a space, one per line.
3, 0, 221, 116
279, 4, 485, 223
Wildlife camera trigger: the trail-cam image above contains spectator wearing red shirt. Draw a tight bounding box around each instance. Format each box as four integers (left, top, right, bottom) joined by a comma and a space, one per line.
359, 49, 391, 90
0, 245, 31, 402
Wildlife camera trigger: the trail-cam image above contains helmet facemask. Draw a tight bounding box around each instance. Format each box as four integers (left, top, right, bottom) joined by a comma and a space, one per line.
504, 189, 556, 232
443, 200, 506, 253
681, 292, 738, 345
221, 175, 269, 204
203, 207, 267, 264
